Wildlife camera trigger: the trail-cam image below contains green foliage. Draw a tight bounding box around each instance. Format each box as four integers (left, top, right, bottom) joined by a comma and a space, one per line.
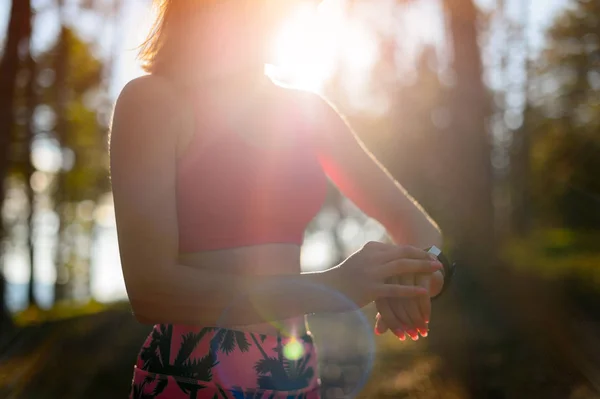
502, 228, 600, 287
37, 27, 110, 200
12, 299, 118, 326
528, 0, 600, 229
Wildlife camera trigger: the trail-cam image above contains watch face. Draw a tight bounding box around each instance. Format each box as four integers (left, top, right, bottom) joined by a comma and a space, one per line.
427, 245, 442, 258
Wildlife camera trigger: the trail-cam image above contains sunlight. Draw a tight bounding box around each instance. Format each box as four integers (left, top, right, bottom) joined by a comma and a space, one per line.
269, 0, 377, 92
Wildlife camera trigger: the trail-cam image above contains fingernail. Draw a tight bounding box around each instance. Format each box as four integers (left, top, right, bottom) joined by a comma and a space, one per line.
374, 328, 381, 336
398, 333, 406, 341
418, 328, 428, 337
408, 330, 419, 340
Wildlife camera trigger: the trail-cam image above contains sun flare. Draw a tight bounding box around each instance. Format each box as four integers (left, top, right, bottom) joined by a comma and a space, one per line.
268, 1, 377, 92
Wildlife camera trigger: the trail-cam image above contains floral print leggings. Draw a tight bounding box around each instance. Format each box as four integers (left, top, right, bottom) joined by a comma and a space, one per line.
129, 324, 321, 399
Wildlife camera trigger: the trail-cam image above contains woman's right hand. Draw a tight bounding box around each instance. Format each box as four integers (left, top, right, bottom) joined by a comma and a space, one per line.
331, 241, 443, 309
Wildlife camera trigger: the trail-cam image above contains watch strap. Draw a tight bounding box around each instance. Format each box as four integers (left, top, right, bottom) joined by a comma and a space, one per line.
426, 245, 456, 299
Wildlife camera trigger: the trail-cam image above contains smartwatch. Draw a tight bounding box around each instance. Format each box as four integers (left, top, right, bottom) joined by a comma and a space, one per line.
426, 245, 456, 299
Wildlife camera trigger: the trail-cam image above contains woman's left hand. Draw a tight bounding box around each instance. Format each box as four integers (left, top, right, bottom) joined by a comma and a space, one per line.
374, 270, 444, 340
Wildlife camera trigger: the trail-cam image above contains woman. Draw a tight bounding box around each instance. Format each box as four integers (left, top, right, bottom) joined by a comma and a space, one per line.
110, 1, 447, 398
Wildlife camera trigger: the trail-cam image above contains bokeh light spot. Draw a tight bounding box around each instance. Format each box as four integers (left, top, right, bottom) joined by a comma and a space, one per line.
283, 337, 305, 360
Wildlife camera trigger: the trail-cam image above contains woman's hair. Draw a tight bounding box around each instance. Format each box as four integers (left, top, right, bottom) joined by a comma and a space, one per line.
138, 0, 312, 75
138, 0, 175, 74
139, 0, 222, 74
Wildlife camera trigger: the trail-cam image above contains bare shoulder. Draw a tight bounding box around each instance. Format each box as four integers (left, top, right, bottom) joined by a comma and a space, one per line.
118, 74, 177, 102
113, 75, 184, 122
273, 84, 348, 141
110, 75, 193, 153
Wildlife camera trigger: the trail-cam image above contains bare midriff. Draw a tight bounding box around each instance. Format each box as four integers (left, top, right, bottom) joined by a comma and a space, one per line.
177, 243, 309, 336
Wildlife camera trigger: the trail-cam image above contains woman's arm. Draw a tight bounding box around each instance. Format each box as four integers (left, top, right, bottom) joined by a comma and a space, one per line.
302, 92, 444, 338
304, 93, 442, 249
303, 96, 445, 294
109, 77, 429, 327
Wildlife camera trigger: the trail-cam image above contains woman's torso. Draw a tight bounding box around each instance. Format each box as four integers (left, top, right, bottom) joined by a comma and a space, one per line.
174, 77, 327, 336
178, 245, 308, 335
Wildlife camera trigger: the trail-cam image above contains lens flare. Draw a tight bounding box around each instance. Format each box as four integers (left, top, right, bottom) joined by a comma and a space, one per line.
283, 337, 305, 360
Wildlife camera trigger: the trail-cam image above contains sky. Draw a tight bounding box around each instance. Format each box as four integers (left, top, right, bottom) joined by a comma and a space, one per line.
0, 0, 571, 310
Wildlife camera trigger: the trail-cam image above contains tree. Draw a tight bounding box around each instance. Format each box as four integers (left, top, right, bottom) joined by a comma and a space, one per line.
527, 0, 600, 229
508, 0, 533, 235
45, 0, 118, 304
364, 0, 498, 394
0, 0, 33, 337
21, 16, 37, 309
0, 0, 32, 199
438, 0, 495, 262
40, 26, 107, 303
332, 0, 496, 263
0, 0, 121, 314
317, 3, 499, 392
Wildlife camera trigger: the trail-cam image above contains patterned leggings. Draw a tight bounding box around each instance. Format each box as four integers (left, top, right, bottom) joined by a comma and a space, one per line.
129, 324, 321, 399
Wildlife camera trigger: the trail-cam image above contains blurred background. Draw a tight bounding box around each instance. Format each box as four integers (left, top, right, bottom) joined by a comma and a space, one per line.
0, 0, 599, 398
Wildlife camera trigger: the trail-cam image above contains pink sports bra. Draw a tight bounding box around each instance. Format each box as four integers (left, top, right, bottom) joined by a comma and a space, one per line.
176, 89, 329, 253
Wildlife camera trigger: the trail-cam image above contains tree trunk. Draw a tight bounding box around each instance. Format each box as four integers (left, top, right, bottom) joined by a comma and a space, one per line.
0, 0, 33, 338
53, 25, 71, 304
431, 0, 499, 395
510, 0, 532, 235
441, 0, 495, 262
24, 44, 37, 309
0, 0, 31, 191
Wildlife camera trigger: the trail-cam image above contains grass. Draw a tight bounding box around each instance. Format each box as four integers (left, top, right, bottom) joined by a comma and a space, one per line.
12, 299, 131, 327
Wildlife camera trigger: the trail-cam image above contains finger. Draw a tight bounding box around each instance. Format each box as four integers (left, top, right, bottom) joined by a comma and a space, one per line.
416, 274, 431, 336
373, 284, 428, 299
379, 277, 407, 337
375, 312, 388, 335
374, 306, 388, 334
392, 299, 417, 341
376, 299, 404, 339
392, 274, 421, 333
383, 276, 414, 338
397, 274, 417, 335
378, 245, 431, 262
375, 259, 442, 279
408, 299, 425, 340
387, 298, 413, 339
374, 309, 394, 337
398, 275, 423, 341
